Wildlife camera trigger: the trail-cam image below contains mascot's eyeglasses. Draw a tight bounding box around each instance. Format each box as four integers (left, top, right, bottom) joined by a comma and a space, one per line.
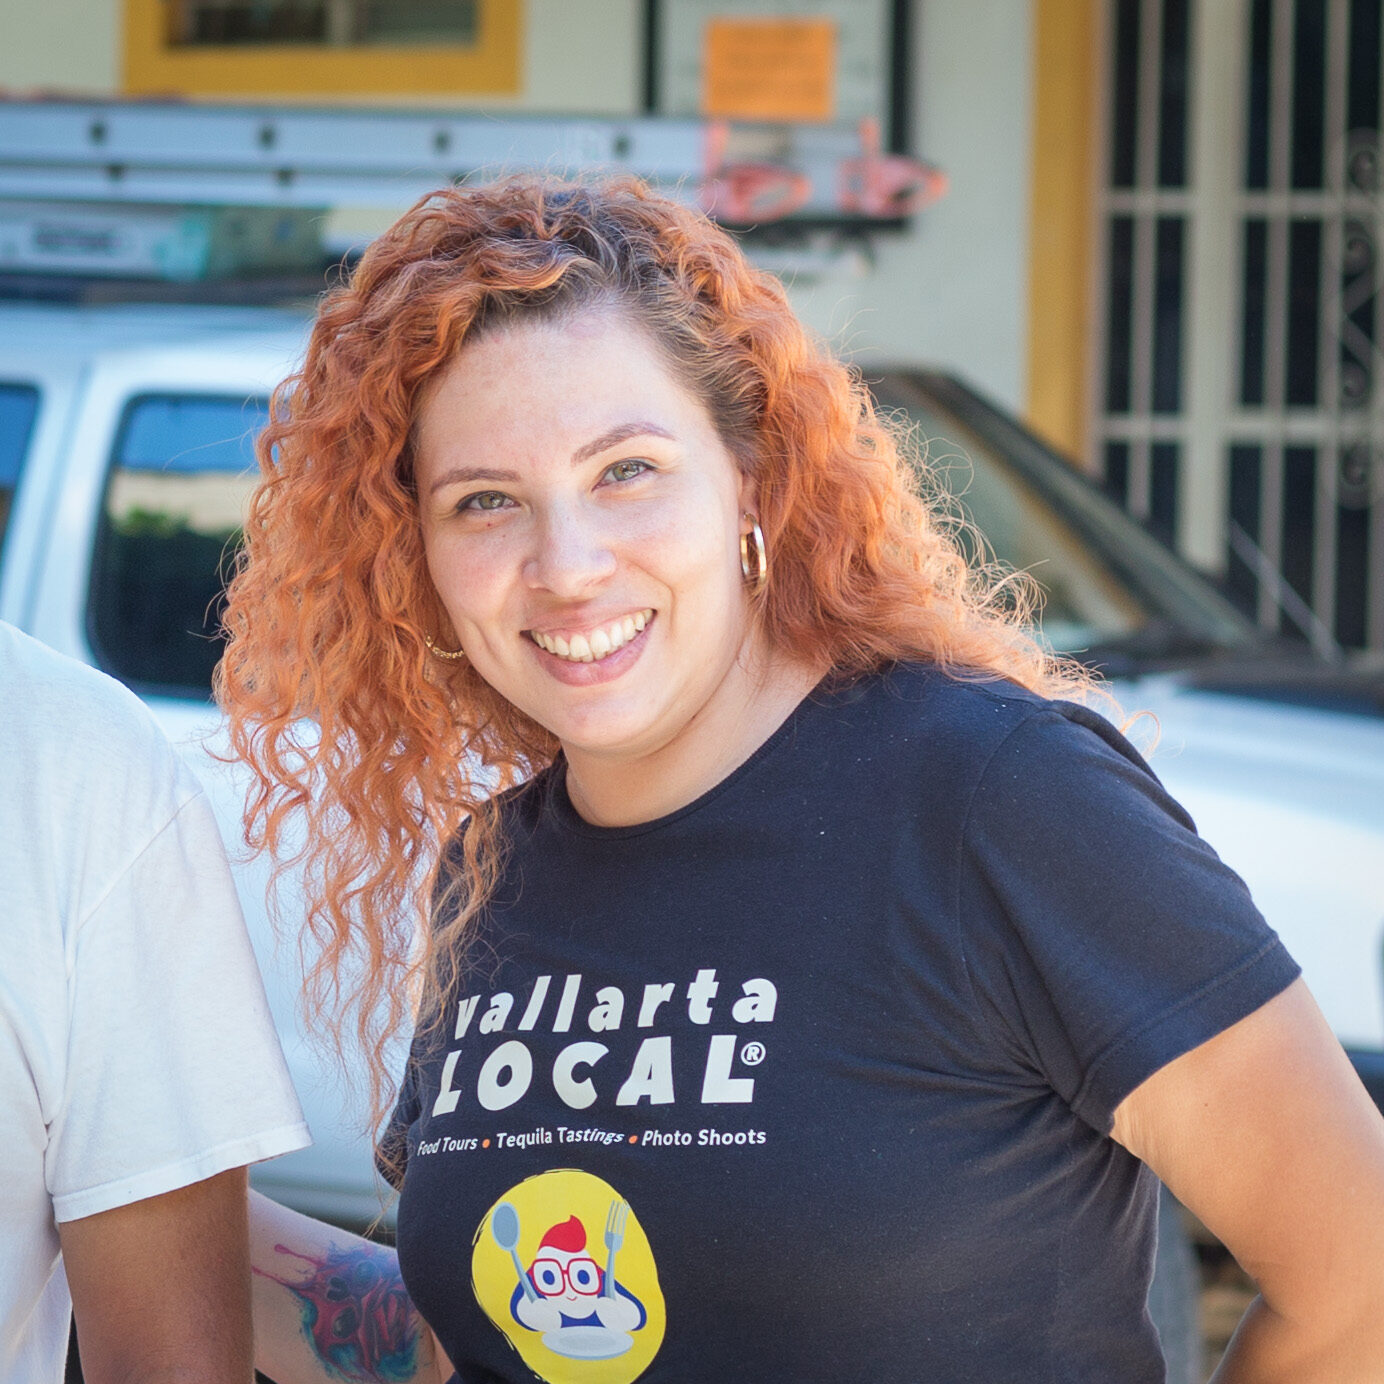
531, 1256, 602, 1297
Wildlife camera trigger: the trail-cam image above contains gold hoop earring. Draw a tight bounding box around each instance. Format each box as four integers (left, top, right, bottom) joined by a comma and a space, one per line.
423, 632, 467, 663
740, 513, 767, 592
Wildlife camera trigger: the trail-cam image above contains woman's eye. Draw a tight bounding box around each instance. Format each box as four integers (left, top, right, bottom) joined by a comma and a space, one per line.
603, 459, 649, 484
459, 491, 512, 512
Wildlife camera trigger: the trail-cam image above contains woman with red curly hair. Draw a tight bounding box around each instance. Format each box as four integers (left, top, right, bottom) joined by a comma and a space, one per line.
229, 175, 1384, 1384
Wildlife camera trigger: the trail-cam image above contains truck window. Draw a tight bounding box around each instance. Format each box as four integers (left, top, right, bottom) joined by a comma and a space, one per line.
0, 383, 40, 560
88, 394, 269, 698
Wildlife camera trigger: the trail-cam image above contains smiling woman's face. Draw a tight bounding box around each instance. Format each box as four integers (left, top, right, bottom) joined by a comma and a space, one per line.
413, 308, 765, 776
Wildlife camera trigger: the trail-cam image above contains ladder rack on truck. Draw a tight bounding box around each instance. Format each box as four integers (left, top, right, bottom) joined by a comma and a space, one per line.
0, 98, 945, 283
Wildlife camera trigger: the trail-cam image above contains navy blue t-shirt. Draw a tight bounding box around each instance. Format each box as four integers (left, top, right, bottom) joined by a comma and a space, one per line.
384, 665, 1298, 1383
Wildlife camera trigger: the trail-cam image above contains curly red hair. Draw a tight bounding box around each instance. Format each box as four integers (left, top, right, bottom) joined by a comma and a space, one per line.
217, 173, 1087, 1126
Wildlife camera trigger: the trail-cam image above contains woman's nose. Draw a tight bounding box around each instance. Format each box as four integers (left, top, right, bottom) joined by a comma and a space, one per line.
522, 505, 618, 596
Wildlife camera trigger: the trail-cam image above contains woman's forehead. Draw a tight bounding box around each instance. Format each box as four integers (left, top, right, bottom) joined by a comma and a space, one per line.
413, 313, 714, 468
443, 303, 646, 378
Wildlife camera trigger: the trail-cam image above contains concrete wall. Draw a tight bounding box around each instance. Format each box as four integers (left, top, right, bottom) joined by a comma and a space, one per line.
0, 0, 120, 93
519, 0, 642, 115
785, 0, 1033, 410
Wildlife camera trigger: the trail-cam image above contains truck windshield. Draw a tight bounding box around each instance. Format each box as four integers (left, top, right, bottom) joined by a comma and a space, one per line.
875, 373, 1259, 665
0, 383, 40, 561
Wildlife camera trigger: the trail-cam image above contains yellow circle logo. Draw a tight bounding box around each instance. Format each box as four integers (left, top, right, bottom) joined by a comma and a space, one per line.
471, 1170, 665, 1383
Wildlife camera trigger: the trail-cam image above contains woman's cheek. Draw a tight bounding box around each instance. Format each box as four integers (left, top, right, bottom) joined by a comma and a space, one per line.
429, 527, 519, 597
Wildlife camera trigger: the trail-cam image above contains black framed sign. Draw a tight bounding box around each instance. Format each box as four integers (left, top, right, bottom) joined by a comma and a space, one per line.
644, 0, 911, 153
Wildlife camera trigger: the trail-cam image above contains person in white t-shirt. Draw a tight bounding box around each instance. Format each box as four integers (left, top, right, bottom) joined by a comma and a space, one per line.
0, 620, 310, 1384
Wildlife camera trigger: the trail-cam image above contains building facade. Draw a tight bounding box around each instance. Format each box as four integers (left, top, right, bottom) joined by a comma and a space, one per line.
1, 0, 1379, 650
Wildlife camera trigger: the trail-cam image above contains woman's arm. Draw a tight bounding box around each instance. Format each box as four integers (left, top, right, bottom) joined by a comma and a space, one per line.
250, 1191, 453, 1384
1111, 977, 1384, 1383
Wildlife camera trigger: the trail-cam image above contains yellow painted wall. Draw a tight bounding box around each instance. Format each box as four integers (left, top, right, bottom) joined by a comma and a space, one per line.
1025, 0, 1098, 465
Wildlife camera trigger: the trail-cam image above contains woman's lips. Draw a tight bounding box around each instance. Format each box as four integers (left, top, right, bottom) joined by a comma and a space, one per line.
526, 613, 654, 686
527, 608, 652, 662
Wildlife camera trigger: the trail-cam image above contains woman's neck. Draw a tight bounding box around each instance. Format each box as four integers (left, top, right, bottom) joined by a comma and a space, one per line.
561, 654, 826, 828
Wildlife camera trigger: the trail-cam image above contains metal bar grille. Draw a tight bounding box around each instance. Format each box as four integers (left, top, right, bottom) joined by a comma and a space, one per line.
1095, 0, 1191, 539
1095, 0, 1384, 652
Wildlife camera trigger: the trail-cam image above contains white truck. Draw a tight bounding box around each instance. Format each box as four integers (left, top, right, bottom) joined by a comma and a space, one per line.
6, 295, 1383, 1232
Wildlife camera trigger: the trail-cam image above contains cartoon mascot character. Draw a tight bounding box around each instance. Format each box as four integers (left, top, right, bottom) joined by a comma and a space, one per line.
509, 1210, 646, 1355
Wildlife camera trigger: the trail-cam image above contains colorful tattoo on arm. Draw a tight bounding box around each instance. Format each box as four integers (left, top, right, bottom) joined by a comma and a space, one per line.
254, 1241, 423, 1382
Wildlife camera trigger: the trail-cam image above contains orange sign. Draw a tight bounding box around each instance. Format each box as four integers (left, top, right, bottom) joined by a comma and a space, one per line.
701, 17, 837, 123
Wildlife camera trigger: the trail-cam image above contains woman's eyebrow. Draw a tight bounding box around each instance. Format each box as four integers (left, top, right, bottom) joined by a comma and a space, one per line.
426, 423, 676, 495
571, 422, 675, 465
427, 465, 520, 495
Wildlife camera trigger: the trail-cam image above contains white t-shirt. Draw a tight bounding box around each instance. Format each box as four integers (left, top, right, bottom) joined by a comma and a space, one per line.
0, 622, 310, 1382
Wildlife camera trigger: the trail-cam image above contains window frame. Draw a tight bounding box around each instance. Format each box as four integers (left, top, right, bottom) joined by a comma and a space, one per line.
86, 389, 269, 703
0, 380, 42, 565
123, 0, 522, 99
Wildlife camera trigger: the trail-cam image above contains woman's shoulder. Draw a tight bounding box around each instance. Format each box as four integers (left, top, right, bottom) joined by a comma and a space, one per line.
815, 659, 1086, 748
809, 661, 1153, 806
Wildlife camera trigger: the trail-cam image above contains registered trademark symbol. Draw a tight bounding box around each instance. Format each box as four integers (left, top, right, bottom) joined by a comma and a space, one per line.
740, 1041, 766, 1066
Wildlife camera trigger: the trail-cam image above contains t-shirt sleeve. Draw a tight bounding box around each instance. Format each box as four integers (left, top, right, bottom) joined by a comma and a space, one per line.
377, 1056, 422, 1191
47, 788, 310, 1223
958, 701, 1301, 1133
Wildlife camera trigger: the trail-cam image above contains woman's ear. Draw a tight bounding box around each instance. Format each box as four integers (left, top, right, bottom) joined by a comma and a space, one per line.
737, 468, 759, 515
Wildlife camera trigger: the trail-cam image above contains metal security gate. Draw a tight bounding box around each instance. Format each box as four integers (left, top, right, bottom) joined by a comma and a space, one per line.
1093, 0, 1384, 654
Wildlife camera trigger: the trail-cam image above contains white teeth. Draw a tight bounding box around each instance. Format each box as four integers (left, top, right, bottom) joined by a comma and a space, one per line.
530, 609, 654, 663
